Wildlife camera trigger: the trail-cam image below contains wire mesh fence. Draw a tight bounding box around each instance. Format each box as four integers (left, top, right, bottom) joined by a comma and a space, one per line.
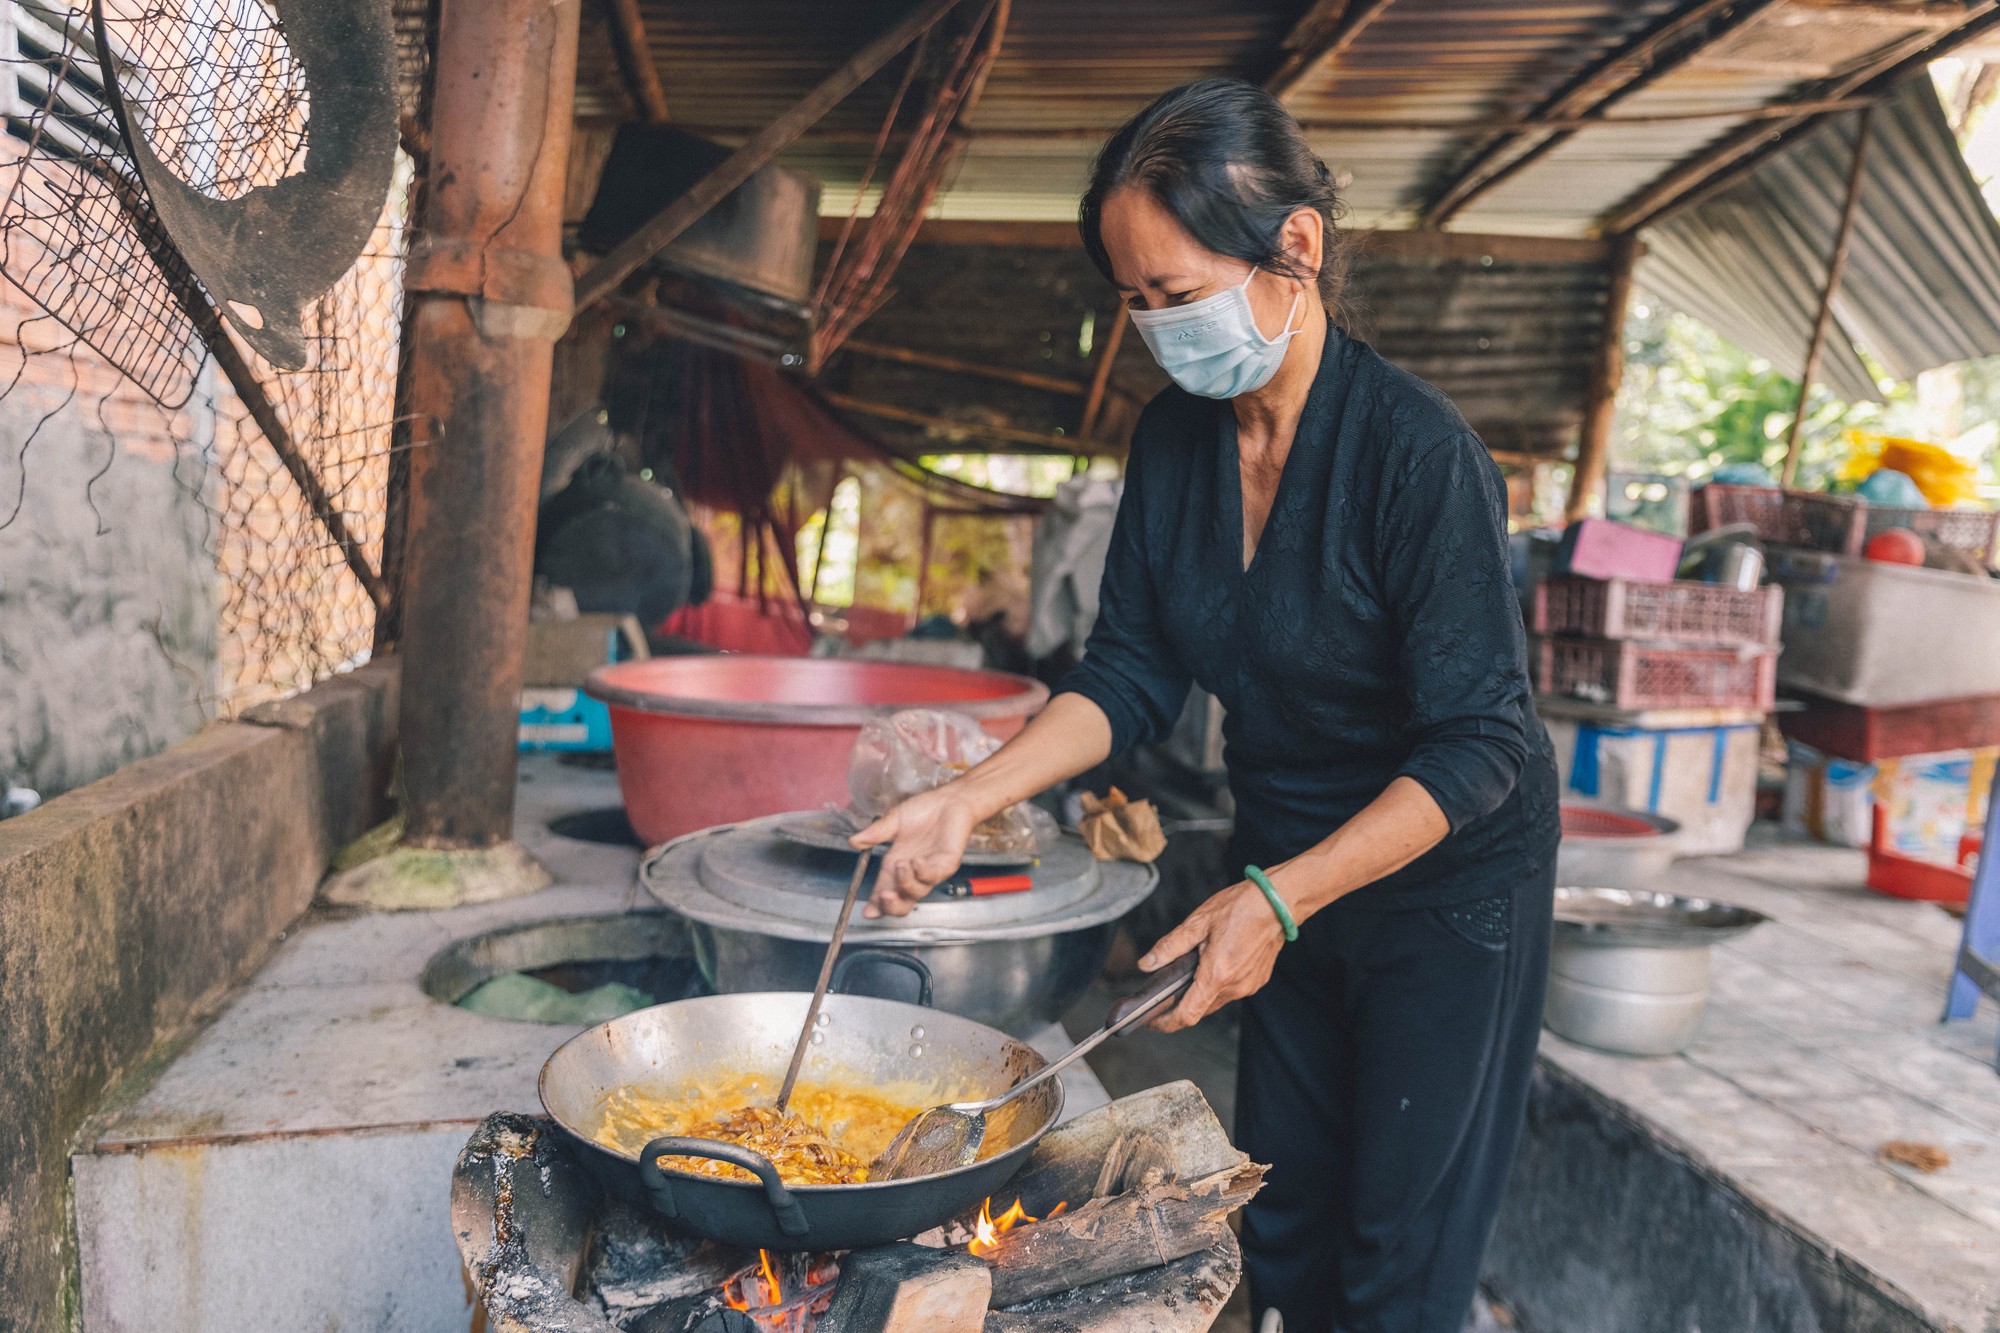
0, 0, 420, 720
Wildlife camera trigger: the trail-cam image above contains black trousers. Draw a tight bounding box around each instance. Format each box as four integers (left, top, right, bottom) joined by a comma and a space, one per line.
1235, 869, 1555, 1333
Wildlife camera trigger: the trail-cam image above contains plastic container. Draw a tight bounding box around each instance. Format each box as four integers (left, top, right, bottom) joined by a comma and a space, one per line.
1779, 692, 2000, 763
1534, 637, 1777, 711
585, 656, 1049, 845
1542, 705, 1762, 856
1533, 577, 1782, 648
1553, 518, 1683, 583
1771, 549, 2000, 706
1555, 802, 1680, 889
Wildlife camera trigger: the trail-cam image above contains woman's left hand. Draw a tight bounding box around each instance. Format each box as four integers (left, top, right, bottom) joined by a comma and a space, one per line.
1138, 879, 1289, 1033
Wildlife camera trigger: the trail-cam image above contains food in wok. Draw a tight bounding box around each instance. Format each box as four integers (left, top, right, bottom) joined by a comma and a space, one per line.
594, 1075, 923, 1185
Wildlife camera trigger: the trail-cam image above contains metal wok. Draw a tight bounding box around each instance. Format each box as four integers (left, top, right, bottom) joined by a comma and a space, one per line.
538, 953, 1064, 1251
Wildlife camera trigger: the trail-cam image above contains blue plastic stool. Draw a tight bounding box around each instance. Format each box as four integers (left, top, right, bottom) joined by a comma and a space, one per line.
1944, 784, 2000, 1076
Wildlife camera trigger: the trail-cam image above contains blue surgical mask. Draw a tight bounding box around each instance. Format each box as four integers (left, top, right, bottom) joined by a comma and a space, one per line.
1128, 268, 1305, 399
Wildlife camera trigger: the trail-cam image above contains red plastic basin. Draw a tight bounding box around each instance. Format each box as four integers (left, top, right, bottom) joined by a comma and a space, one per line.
585, 656, 1050, 845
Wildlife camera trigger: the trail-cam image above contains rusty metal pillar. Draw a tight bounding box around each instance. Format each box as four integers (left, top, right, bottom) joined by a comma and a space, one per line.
396, 0, 581, 849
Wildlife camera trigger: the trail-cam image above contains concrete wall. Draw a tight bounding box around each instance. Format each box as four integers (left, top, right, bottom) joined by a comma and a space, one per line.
0, 660, 398, 1333
0, 398, 218, 801
1485, 1063, 1936, 1333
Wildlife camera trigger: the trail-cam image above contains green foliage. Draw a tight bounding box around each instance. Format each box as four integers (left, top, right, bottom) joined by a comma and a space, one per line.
1613, 298, 1883, 488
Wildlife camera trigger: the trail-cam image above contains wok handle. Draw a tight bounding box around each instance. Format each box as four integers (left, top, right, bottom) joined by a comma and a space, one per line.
638, 1138, 812, 1238
830, 949, 935, 1007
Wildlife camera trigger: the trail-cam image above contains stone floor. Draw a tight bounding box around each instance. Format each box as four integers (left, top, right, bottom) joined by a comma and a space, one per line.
1067, 825, 2000, 1332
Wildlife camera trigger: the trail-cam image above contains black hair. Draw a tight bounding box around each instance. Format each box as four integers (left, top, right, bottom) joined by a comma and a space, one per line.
1079, 78, 1347, 312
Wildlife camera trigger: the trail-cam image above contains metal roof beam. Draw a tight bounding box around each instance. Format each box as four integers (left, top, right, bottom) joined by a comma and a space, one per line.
1602, 1, 2000, 235
1264, 0, 1397, 99
1419, 0, 1778, 229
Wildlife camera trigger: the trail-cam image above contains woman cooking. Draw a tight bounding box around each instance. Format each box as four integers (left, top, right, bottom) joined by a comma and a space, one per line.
854, 78, 1560, 1333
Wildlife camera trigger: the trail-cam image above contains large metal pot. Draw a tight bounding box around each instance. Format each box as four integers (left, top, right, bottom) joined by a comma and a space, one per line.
644, 815, 1159, 1036
538, 956, 1063, 1252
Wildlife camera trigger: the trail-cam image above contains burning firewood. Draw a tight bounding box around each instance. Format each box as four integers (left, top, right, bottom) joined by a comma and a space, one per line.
970, 1160, 1265, 1307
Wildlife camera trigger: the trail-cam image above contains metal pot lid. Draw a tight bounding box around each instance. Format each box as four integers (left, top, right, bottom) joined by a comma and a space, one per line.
643, 813, 1158, 944
1553, 886, 1768, 948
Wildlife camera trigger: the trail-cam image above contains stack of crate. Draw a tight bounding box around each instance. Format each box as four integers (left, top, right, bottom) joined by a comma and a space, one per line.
1531, 575, 1784, 855
1532, 577, 1782, 713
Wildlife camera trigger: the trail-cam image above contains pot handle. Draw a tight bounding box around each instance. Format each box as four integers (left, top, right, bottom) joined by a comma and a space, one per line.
830, 949, 934, 1007
638, 1138, 812, 1238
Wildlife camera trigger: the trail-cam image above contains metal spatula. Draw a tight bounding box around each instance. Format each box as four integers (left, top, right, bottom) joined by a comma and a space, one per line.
773, 847, 877, 1113
871, 949, 1201, 1181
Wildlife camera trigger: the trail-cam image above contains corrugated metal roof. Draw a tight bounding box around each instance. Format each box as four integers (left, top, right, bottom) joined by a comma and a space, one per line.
1641, 75, 2000, 402
584, 0, 1996, 236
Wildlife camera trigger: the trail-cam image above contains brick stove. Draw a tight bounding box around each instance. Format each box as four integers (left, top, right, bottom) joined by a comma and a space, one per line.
453, 1081, 1262, 1333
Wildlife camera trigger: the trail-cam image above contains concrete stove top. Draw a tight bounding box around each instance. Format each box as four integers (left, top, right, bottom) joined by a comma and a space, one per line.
71, 754, 1111, 1333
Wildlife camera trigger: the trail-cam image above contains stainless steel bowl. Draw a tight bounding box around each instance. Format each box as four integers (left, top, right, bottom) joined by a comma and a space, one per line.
1543, 887, 1768, 1056
1553, 886, 1768, 947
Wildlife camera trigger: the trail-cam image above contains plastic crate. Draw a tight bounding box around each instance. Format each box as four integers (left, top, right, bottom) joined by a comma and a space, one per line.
1533, 576, 1782, 648
1691, 484, 1867, 555
1694, 483, 1999, 564
1861, 506, 2000, 563
1534, 637, 1777, 711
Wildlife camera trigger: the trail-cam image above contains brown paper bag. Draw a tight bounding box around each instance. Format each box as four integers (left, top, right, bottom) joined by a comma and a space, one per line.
1078, 786, 1168, 863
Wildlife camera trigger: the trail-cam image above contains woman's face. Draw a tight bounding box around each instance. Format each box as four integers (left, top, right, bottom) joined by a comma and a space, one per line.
1098, 186, 1319, 341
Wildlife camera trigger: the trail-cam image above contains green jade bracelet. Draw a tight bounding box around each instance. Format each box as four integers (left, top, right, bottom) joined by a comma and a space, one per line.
1244, 865, 1299, 942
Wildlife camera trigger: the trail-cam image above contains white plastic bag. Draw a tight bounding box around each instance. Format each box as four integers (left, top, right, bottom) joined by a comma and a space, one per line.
847, 709, 1055, 855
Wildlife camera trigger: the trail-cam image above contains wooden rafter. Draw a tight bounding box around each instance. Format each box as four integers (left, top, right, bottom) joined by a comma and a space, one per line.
1565, 235, 1641, 522
1602, 1, 2000, 235
1419, 0, 1777, 229
823, 392, 1119, 454
1264, 0, 1396, 99
842, 337, 1089, 395
1780, 108, 1873, 489
1078, 304, 1129, 441
573, 0, 965, 310
598, 0, 668, 123
683, 100, 1876, 144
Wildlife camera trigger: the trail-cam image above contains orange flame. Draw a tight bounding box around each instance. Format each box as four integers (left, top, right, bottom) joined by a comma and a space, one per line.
723, 1249, 786, 1312
968, 1197, 1063, 1256
755, 1249, 783, 1307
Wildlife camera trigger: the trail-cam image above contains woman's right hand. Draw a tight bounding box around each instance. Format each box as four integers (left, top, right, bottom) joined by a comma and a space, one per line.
851, 786, 980, 918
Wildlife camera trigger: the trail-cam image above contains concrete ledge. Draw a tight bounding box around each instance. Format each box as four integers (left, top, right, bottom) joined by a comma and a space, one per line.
1488, 1060, 1935, 1333
1484, 835, 2000, 1333
0, 660, 399, 1333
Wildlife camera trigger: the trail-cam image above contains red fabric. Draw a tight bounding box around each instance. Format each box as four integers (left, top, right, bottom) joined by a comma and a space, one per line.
661, 590, 814, 656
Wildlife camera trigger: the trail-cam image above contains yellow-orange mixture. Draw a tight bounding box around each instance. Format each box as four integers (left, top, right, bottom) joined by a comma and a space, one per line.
594, 1076, 923, 1186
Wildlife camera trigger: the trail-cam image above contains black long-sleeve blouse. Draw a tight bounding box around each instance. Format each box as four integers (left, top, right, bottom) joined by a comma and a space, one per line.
1059, 323, 1560, 909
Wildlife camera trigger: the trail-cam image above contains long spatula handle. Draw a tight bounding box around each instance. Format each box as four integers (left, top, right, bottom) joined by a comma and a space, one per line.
959, 949, 1201, 1115
774, 848, 875, 1113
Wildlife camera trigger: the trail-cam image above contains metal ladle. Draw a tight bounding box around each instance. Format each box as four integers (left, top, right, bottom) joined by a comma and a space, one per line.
871, 949, 1201, 1181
